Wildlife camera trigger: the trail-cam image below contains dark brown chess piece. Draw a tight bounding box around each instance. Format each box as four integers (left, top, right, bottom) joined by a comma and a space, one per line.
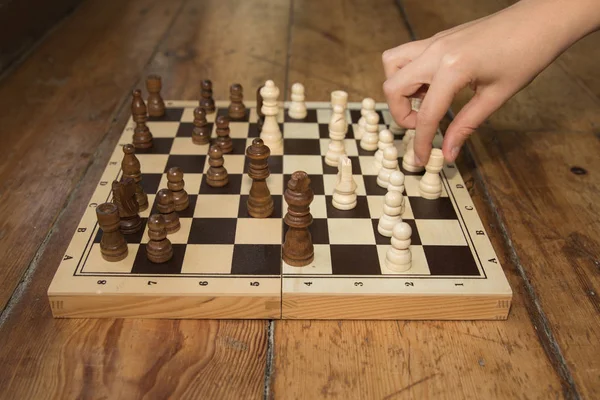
96, 202, 128, 262
112, 178, 143, 234
228, 83, 246, 120
206, 145, 228, 187
257, 83, 265, 132
121, 144, 148, 211
131, 89, 153, 149
192, 107, 211, 145
215, 115, 233, 154
146, 75, 165, 117
282, 171, 314, 266
146, 214, 173, 263
246, 138, 273, 218
167, 167, 189, 211
156, 188, 180, 234
199, 79, 216, 113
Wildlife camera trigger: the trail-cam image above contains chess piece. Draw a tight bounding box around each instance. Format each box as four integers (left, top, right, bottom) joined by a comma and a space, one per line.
257, 83, 265, 132
131, 89, 153, 149
373, 129, 394, 172
330, 90, 348, 110
283, 171, 314, 266
192, 107, 211, 145
228, 83, 246, 120
156, 188, 180, 234
96, 202, 128, 262
288, 82, 307, 119
402, 128, 415, 151
402, 137, 424, 173
324, 105, 348, 167
360, 112, 379, 151
215, 115, 233, 153
146, 214, 173, 263
355, 98, 375, 140
259, 80, 282, 151
385, 222, 412, 272
112, 178, 142, 234
419, 148, 444, 199
388, 170, 405, 194
377, 146, 399, 188
411, 97, 423, 111
199, 79, 216, 113
206, 145, 228, 187
167, 167, 189, 211
332, 155, 357, 210
389, 117, 404, 135
246, 138, 274, 218
146, 75, 165, 117
121, 144, 148, 212
378, 191, 404, 237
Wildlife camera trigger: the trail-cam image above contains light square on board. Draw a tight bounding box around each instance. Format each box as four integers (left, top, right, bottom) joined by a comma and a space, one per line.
404, 175, 448, 197
318, 139, 359, 157
416, 220, 467, 246
322, 174, 366, 196
82, 244, 140, 273
140, 195, 156, 218
136, 154, 169, 174
204, 154, 245, 174
235, 218, 282, 244
194, 195, 241, 218
283, 194, 327, 219
316, 108, 351, 124
367, 194, 413, 220
283, 155, 323, 174
282, 245, 332, 274
146, 122, 180, 138
241, 174, 283, 195
181, 244, 234, 274
141, 218, 193, 244
284, 122, 320, 139
170, 138, 209, 155
180, 107, 195, 123
376, 244, 431, 275
358, 155, 380, 176
328, 218, 375, 245
228, 122, 251, 138
249, 107, 259, 123
158, 173, 203, 197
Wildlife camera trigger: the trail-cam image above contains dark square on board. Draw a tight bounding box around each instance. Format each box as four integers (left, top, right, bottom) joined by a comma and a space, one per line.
231, 244, 282, 275
199, 174, 243, 194
424, 245, 481, 276
284, 108, 318, 123
188, 218, 237, 244
238, 195, 283, 218
284, 174, 324, 195
134, 138, 174, 155
93, 218, 148, 244
140, 174, 163, 194
371, 218, 421, 245
409, 196, 457, 220
216, 107, 251, 122
248, 123, 283, 138
330, 245, 382, 275
399, 158, 426, 176
147, 108, 184, 122
362, 175, 388, 196
176, 122, 214, 138
322, 156, 362, 175
228, 138, 249, 155
284, 138, 321, 155
243, 155, 283, 174
149, 195, 198, 219
131, 244, 187, 274
165, 155, 206, 174
325, 195, 371, 218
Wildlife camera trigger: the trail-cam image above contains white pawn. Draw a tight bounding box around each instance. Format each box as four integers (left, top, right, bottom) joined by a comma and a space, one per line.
260, 80, 282, 152
402, 137, 424, 173
332, 155, 357, 210
385, 222, 412, 272
360, 111, 379, 151
388, 170, 405, 195
288, 82, 307, 119
411, 97, 422, 111
355, 98, 375, 140
377, 146, 399, 188
378, 191, 404, 237
419, 148, 444, 199
402, 128, 415, 151
373, 129, 394, 172
325, 105, 348, 166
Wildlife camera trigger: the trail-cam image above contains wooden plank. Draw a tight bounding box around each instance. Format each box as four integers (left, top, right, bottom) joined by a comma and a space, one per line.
0, 0, 291, 397
556, 33, 600, 101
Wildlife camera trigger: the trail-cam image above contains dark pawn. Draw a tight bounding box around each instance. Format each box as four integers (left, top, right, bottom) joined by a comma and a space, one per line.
246, 138, 273, 218
96, 202, 128, 262
206, 145, 228, 188
121, 144, 148, 211
192, 107, 211, 145
256, 83, 265, 132
112, 178, 143, 234
131, 89, 153, 149
146, 75, 165, 117
146, 214, 173, 263
156, 189, 180, 234
215, 115, 233, 154
228, 83, 246, 120
167, 167, 189, 211
199, 79, 216, 113
282, 171, 314, 267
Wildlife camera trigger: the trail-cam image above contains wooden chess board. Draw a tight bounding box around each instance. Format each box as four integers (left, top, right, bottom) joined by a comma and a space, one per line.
47, 100, 512, 320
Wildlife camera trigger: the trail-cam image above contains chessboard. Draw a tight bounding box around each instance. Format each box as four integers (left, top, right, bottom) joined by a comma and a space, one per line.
47, 99, 512, 320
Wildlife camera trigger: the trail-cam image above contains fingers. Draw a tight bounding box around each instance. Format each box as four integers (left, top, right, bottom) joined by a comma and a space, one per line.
383, 60, 430, 128
412, 67, 470, 165
382, 40, 430, 79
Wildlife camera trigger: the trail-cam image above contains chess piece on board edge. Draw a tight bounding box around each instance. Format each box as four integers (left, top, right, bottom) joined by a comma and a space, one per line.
146, 75, 166, 117
207, 144, 229, 187
200, 79, 216, 113
146, 214, 173, 263
246, 138, 274, 218
121, 144, 148, 212
283, 171, 314, 267
112, 178, 142, 235
156, 188, 181, 234
131, 89, 153, 149
385, 222, 412, 272
96, 202, 128, 262
228, 83, 246, 120
192, 107, 211, 145
167, 167, 189, 211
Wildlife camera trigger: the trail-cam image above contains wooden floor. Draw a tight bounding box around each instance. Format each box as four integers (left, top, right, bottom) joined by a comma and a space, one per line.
0, 0, 598, 398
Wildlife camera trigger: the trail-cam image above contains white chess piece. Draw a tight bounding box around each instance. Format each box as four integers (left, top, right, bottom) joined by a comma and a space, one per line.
288, 82, 307, 119
402, 137, 424, 173
411, 97, 422, 111
360, 111, 379, 151
331, 90, 348, 111
260, 80, 282, 151
402, 128, 415, 151
388, 117, 404, 135
378, 191, 404, 237
373, 129, 394, 172
325, 105, 348, 166
385, 222, 412, 272
377, 146, 399, 188
388, 170, 405, 194
355, 98, 375, 140
332, 155, 357, 210
419, 148, 444, 199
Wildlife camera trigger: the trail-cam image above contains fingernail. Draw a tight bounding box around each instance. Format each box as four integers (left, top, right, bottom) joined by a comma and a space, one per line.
451, 146, 460, 160
414, 154, 422, 166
